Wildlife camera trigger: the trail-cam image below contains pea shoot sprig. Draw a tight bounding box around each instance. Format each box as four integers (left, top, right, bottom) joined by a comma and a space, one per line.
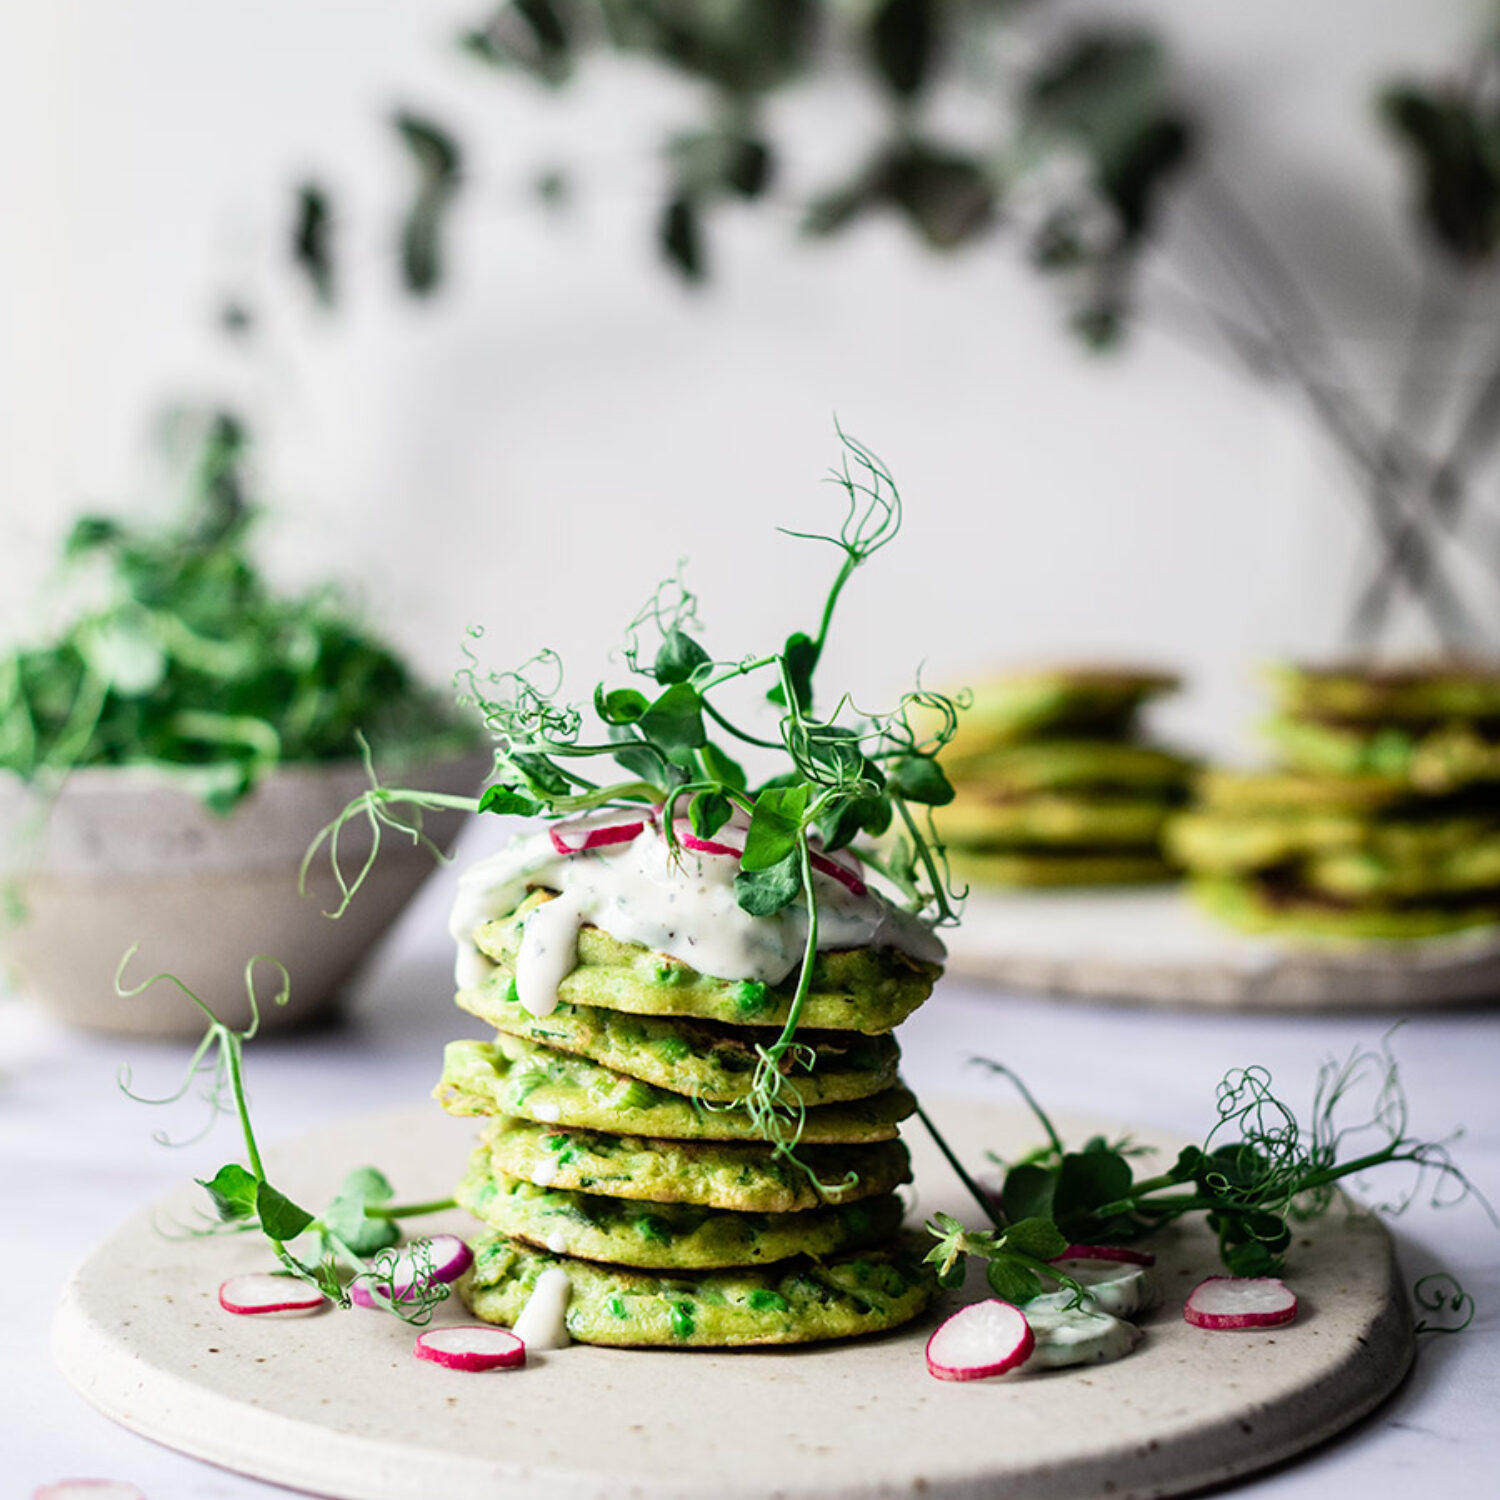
116, 950, 456, 1323
923, 1034, 1497, 1305
305, 429, 966, 1181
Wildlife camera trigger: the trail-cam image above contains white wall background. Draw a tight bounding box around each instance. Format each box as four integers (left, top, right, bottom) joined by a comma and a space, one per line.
1, 1, 1490, 758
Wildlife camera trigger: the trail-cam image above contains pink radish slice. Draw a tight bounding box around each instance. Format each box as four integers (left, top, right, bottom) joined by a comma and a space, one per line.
548, 812, 645, 855
1184, 1276, 1298, 1330
1054, 1243, 1155, 1267
809, 848, 867, 897
675, 819, 746, 858
218, 1273, 327, 1316
414, 1325, 526, 1372
926, 1299, 1035, 1381
351, 1234, 474, 1309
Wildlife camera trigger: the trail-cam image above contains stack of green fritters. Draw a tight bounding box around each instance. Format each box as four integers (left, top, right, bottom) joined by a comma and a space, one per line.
933, 667, 1196, 887
1167, 662, 1500, 938
436, 888, 944, 1346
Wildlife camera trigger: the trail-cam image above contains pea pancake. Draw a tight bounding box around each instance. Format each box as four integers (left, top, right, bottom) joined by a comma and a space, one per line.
936, 792, 1174, 850
1266, 660, 1500, 725
459, 1231, 939, 1347
1192, 767, 1412, 814
481, 1117, 912, 1212
458, 985, 901, 1106
457, 1157, 906, 1270
941, 739, 1194, 795
1164, 808, 1500, 876
436, 1038, 917, 1144
1191, 875, 1500, 940
943, 667, 1179, 755
947, 848, 1174, 887
1264, 715, 1500, 793
1299, 837, 1500, 900
471, 890, 938, 1035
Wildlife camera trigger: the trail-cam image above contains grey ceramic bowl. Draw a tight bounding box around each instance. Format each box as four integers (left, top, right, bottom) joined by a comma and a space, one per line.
0, 750, 490, 1037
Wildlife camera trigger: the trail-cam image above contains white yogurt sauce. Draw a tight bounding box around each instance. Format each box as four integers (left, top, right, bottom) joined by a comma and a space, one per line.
450, 822, 946, 1017
512, 1266, 573, 1351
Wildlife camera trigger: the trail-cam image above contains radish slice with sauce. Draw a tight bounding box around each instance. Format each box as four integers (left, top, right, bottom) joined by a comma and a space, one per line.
925, 1298, 1035, 1381
350, 1234, 473, 1309
218, 1273, 327, 1317
548, 812, 646, 855
414, 1325, 527, 1372
1054, 1243, 1155, 1266
1184, 1276, 1298, 1330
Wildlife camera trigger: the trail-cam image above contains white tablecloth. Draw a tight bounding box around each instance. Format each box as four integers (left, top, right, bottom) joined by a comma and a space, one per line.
4, 861, 1497, 1498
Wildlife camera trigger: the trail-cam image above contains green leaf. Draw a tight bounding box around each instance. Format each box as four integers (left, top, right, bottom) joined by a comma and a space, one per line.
595, 685, 650, 725
256, 1180, 315, 1242
1054, 1149, 1134, 1221
869, 0, 937, 100
768, 631, 819, 710
1003, 1216, 1068, 1261
197, 1163, 260, 1222
292, 182, 335, 306
689, 790, 733, 840
734, 851, 801, 916
478, 784, 545, 817
986, 1256, 1043, 1305
322, 1167, 401, 1256
639, 683, 707, 762
700, 740, 747, 791
654, 629, 710, 685
889, 753, 954, 806
660, 195, 706, 282
394, 112, 463, 296
999, 1163, 1056, 1225
741, 785, 809, 871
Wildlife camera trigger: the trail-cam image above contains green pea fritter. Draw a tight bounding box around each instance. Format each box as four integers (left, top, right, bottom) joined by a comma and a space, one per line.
1264, 715, 1500, 793
1190, 876, 1500, 940
940, 667, 1179, 755
459, 1231, 939, 1347
947, 848, 1174, 888
941, 739, 1194, 795
1266, 661, 1500, 725
1164, 809, 1500, 876
457, 1156, 906, 1269
1192, 768, 1412, 814
457, 986, 899, 1106
935, 792, 1174, 850
482, 1117, 912, 1212
468, 890, 938, 1034
435, 1038, 917, 1143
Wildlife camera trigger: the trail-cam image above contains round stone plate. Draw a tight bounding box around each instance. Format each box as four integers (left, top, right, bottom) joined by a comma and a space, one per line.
945, 886, 1500, 1009
53, 1102, 1412, 1500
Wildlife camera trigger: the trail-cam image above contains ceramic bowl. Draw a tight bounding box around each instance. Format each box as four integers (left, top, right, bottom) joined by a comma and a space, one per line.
0, 750, 490, 1037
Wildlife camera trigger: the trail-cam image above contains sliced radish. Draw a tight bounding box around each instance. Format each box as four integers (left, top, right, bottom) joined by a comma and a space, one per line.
414, 1325, 527, 1372
925, 1298, 1035, 1381
1184, 1276, 1298, 1330
218, 1273, 327, 1317
33, 1484, 147, 1500
671, 815, 869, 897
351, 1234, 474, 1309
1045, 1260, 1157, 1319
1054, 1243, 1155, 1266
548, 811, 646, 855
810, 848, 867, 897
1024, 1299, 1142, 1367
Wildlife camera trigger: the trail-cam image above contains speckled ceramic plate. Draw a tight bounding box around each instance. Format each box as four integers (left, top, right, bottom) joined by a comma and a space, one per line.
945, 886, 1500, 1009
52, 1103, 1412, 1500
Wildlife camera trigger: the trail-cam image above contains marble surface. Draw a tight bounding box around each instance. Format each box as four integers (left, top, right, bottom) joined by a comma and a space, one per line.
4, 856, 1498, 1499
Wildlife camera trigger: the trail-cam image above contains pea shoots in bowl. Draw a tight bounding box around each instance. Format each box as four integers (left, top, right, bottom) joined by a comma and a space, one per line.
0, 412, 486, 1035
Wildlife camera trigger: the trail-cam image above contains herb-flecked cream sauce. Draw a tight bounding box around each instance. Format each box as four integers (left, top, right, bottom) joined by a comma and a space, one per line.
450, 823, 945, 1017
